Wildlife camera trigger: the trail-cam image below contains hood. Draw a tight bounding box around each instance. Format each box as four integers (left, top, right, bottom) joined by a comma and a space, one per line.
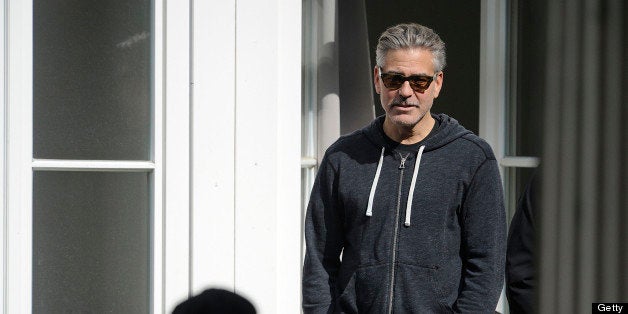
362, 113, 473, 152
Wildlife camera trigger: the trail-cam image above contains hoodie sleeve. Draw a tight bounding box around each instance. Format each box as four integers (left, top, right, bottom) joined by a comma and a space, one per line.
302, 154, 344, 314
454, 157, 507, 313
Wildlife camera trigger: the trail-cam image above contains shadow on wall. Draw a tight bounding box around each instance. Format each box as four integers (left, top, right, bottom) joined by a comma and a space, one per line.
173, 289, 256, 314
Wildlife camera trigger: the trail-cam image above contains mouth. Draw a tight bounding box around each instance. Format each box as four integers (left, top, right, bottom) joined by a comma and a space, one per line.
391, 102, 419, 109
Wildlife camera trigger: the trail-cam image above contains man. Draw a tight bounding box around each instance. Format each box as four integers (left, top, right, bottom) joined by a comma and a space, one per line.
302, 23, 506, 313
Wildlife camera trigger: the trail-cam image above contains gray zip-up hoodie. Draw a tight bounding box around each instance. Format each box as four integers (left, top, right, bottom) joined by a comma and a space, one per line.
302, 114, 506, 313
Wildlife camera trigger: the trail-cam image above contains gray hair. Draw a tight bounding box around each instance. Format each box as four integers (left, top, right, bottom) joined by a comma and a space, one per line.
375, 23, 446, 72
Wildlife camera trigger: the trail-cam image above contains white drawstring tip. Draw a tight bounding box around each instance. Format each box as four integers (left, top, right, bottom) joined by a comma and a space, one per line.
404, 145, 425, 228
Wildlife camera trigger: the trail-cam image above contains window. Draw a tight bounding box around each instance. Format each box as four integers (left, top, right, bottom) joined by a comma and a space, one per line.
31, 0, 154, 312
502, 0, 543, 221
2, 1, 175, 312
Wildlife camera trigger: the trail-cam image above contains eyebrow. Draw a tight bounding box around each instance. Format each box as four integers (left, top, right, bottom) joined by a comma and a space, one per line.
383, 71, 433, 77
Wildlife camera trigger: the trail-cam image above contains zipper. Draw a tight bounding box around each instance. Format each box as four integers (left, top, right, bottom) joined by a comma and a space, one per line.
388, 152, 409, 314
399, 153, 408, 169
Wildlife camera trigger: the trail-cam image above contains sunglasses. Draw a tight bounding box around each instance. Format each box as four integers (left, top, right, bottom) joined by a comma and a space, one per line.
378, 67, 438, 92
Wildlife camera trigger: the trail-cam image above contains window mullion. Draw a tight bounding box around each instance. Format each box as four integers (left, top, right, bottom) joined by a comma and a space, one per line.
32, 159, 156, 172
500, 156, 541, 168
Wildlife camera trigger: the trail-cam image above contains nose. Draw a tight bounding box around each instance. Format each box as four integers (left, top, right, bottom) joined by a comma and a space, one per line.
398, 80, 414, 98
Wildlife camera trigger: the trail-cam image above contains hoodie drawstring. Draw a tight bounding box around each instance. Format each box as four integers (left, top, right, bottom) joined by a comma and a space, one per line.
365, 147, 385, 217
404, 145, 425, 227
365, 145, 426, 228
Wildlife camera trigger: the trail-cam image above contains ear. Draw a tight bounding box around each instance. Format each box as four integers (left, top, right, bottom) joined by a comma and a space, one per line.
373, 66, 382, 94
432, 71, 444, 98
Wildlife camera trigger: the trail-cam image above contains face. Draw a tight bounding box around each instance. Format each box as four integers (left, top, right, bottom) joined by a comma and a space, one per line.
374, 48, 443, 130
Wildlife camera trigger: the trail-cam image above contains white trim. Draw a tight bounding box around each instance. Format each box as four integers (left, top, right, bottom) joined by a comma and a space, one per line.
300, 157, 317, 168
479, 0, 508, 164
32, 159, 155, 171
500, 156, 541, 168
151, 1, 164, 313
479, 1, 508, 313
190, 0, 236, 294
316, 0, 340, 160
5, 0, 33, 312
234, 0, 302, 311
302, 0, 318, 169
0, 0, 5, 310
234, 0, 280, 308
275, 0, 302, 312
163, 0, 191, 312
301, 1, 320, 272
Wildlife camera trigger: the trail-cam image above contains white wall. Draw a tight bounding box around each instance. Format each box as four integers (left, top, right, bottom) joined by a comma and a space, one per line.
191, 0, 302, 313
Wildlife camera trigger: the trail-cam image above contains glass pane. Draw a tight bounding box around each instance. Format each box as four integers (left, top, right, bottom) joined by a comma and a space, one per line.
33, 171, 150, 313
33, 0, 152, 160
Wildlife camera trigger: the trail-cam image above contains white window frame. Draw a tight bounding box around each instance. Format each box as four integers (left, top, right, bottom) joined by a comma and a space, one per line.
480, 1, 540, 313
0, 0, 6, 310
2, 0, 192, 313
4, 1, 34, 312
479, 0, 541, 183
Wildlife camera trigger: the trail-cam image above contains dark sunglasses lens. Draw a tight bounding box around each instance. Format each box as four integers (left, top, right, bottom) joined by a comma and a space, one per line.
381, 73, 433, 92
381, 74, 403, 89
409, 77, 432, 92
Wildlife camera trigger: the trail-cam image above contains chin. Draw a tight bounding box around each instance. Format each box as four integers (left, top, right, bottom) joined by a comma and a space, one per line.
388, 114, 421, 128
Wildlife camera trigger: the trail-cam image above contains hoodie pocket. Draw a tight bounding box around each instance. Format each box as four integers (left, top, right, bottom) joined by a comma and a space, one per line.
336, 264, 390, 314
394, 263, 453, 313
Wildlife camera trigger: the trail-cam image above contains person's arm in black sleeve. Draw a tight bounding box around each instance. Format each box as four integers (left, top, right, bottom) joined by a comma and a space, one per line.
506, 170, 539, 314
302, 154, 344, 314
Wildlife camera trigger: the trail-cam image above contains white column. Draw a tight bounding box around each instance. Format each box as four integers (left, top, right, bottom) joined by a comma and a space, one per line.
191, 0, 237, 293
164, 0, 191, 312
317, 0, 340, 160
276, 0, 303, 311
234, 0, 302, 312
338, 0, 375, 134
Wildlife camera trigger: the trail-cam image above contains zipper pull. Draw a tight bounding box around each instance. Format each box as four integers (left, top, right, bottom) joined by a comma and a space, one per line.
399, 156, 407, 169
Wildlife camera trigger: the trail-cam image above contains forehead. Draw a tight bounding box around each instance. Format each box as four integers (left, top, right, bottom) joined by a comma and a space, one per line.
382, 48, 435, 74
